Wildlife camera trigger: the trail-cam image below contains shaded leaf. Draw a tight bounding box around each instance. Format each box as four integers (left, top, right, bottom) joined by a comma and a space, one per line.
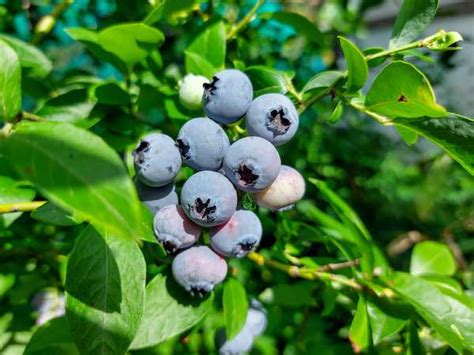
66, 226, 146, 354
366, 300, 406, 345
223, 278, 248, 340
245, 66, 289, 96
394, 113, 474, 175
31, 202, 84, 227
25, 316, 78, 355
36, 89, 98, 128
261, 12, 323, 43
143, 0, 165, 25
93, 82, 130, 106
130, 271, 213, 349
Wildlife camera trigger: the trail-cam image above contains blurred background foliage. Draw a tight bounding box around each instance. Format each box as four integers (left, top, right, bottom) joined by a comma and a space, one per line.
0, 0, 472, 354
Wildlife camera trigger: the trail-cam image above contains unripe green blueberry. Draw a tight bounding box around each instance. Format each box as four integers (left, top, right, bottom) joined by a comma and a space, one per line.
253, 165, 305, 211
179, 74, 208, 110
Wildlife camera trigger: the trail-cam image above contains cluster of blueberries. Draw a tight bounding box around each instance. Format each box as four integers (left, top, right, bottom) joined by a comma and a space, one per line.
133, 69, 305, 297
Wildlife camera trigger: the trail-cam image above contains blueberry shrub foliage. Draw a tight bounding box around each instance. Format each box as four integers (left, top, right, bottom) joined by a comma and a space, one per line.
0, 0, 473, 354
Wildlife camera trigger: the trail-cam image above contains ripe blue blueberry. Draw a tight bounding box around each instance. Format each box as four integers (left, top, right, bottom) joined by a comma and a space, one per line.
180, 171, 238, 227
135, 179, 179, 215
172, 246, 227, 297
153, 205, 201, 253
245, 93, 299, 145
133, 133, 182, 187
179, 74, 208, 111
253, 165, 305, 211
203, 69, 253, 124
222, 136, 281, 192
176, 117, 230, 171
210, 210, 262, 258
216, 299, 267, 354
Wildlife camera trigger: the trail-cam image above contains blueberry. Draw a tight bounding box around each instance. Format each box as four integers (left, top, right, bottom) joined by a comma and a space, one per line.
245, 93, 299, 145
133, 133, 182, 187
203, 69, 253, 124
253, 165, 305, 211
222, 136, 281, 192
179, 74, 208, 111
216, 299, 267, 354
153, 205, 201, 253
176, 117, 230, 171
210, 210, 262, 258
172, 246, 227, 296
181, 171, 238, 227
135, 179, 179, 215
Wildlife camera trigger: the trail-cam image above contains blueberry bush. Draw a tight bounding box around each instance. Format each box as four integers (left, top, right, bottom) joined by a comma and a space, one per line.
0, 0, 473, 354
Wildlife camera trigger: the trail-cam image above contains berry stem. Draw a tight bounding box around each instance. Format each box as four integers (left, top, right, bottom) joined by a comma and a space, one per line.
247, 251, 363, 292
226, 0, 265, 40
0, 201, 47, 214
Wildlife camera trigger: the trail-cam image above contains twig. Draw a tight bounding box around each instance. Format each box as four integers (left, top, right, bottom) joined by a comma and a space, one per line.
316, 259, 360, 272
226, 0, 265, 40
19, 112, 43, 122
247, 251, 363, 292
0, 201, 47, 214
32, 0, 74, 45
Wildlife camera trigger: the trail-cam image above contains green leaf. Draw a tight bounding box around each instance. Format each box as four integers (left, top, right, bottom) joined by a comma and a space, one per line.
302, 70, 345, 95
261, 282, 316, 308
410, 241, 456, 276
31, 202, 84, 227
98, 23, 164, 66
36, 89, 98, 128
396, 126, 418, 145
328, 101, 344, 123
422, 275, 463, 295
406, 320, 425, 355
366, 301, 406, 345
223, 278, 248, 340
0, 39, 21, 121
245, 66, 289, 96
25, 317, 79, 355
0, 35, 52, 78
65, 28, 128, 75
186, 21, 226, 71
93, 82, 130, 106
0, 176, 35, 228
162, 0, 198, 19
366, 61, 447, 118
394, 114, 474, 175
349, 297, 371, 352
4, 121, 143, 240
339, 36, 368, 92
425, 31, 463, 51
184, 51, 216, 78
143, 0, 165, 25
66, 226, 146, 354
261, 12, 323, 44
130, 271, 214, 349
386, 272, 474, 352
390, 0, 438, 48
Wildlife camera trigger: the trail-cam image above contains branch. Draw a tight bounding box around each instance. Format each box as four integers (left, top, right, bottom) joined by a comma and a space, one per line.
0, 201, 47, 214
226, 0, 265, 40
316, 259, 360, 272
32, 0, 74, 45
247, 251, 363, 292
